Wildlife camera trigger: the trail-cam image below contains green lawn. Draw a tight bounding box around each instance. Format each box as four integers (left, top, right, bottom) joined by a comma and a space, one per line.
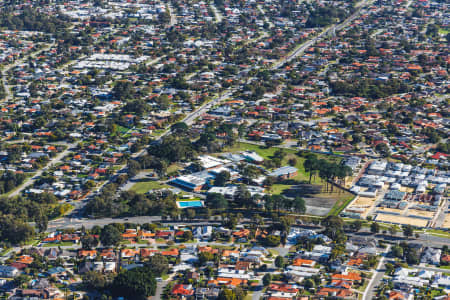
439, 28, 450, 35
167, 163, 182, 174
270, 184, 292, 195
0, 248, 11, 256
161, 274, 170, 280
210, 244, 236, 250
23, 239, 41, 247
42, 241, 75, 247
430, 289, 446, 297
151, 129, 167, 137
129, 180, 170, 194
224, 142, 282, 160
116, 125, 129, 134
177, 198, 202, 202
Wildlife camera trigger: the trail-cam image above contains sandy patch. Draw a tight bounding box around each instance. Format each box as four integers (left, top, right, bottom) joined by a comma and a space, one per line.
407, 209, 435, 219
442, 215, 450, 229
351, 196, 375, 207
376, 207, 405, 214
375, 214, 429, 227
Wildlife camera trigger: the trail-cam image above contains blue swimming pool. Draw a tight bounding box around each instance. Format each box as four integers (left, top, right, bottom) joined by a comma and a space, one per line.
177, 201, 204, 208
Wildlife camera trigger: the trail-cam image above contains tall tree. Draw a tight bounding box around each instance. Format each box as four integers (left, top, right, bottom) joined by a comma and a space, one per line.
147, 254, 169, 276
215, 171, 230, 186
100, 224, 122, 247
111, 266, 156, 300
402, 225, 414, 238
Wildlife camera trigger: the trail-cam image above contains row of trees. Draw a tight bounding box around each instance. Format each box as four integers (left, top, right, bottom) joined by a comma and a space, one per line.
303, 154, 352, 192
264, 195, 306, 214
207, 187, 306, 214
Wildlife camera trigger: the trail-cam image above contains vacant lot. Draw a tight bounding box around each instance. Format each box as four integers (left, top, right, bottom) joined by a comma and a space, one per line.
442, 215, 450, 229
376, 207, 405, 215
283, 184, 354, 216
407, 209, 435, 219
375, 213, 429, 227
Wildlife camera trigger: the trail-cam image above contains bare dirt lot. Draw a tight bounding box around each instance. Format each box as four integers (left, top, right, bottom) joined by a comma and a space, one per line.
375, 213, 429, 227
407, 209, 435, 219
442, 215, 450, 229
286, 184, 353, 216
376, 207, 405, 215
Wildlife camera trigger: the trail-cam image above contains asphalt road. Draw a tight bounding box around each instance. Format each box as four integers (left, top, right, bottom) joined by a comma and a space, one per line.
47, 216, 450, 250
349, 231, 450, 248
363, 245, 390, 300
181, 89, 236, 126
271, 0, 372, 70
9, 142, 77, 198
154, 275, 172, 299
48, 215, 163, 230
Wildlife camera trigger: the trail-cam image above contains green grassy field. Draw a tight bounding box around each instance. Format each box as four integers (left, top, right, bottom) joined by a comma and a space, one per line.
129, 180, 170, 194
269, 184, 293, 195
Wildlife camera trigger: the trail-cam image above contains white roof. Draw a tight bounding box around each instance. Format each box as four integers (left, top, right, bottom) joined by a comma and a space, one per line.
242, 151, 264, 162
198, 155, 230, 169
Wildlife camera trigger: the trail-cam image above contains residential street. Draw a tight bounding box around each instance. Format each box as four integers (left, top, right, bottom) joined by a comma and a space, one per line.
271, 0, 373, 69
9, 142, 77, 198
363, 245, 390, 300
